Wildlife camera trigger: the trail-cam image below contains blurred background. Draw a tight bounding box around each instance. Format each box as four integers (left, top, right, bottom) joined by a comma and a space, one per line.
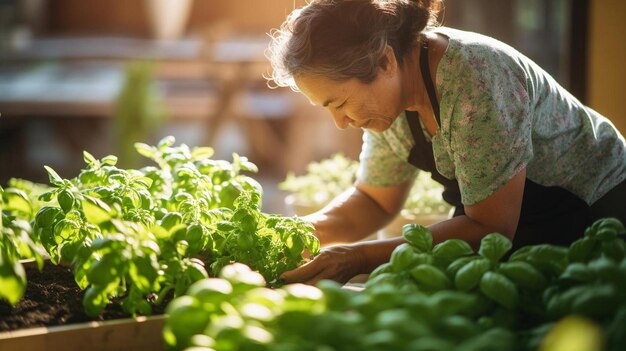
0, 0, 624, 213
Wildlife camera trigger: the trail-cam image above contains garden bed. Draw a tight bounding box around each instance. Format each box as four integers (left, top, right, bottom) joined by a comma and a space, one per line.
0, 261, 166, 351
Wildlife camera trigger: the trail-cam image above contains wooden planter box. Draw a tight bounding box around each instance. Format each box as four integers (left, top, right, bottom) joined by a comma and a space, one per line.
0, 259, 167, 351
0, 315, 165, 351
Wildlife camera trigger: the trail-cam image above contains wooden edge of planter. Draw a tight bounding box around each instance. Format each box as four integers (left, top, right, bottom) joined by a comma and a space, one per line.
0, 315, 166, 351
18, 258, 38, 269
4, 259, 167, 351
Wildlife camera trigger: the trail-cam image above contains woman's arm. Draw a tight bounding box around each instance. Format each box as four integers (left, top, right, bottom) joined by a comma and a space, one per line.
281, 168, 527, 285
302, 179, 414, 246
429, 168, 526, 247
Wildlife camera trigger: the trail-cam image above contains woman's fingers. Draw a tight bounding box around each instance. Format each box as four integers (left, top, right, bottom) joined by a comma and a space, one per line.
280, 256, 326, 283
280, 244, 365, 285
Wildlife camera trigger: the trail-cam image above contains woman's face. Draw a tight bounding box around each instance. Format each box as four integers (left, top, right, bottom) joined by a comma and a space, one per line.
294, 68, 404, 132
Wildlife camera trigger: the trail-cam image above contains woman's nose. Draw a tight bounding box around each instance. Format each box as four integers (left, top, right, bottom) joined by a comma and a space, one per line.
329, 109, 350, 129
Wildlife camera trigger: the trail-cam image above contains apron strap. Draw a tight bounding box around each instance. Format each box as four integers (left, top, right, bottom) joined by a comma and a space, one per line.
420, 39, 441, 125
405, 38, 464, 209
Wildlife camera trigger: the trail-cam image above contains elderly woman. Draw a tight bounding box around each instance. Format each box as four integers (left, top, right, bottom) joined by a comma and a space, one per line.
268, 0, 626, 284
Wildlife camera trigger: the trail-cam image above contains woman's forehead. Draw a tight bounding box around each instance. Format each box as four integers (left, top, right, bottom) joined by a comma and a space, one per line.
294, 75, 346, 105
295, 74, 362, 104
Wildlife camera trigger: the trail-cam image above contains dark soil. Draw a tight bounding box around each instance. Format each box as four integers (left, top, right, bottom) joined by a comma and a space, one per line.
0, 262, 166, 332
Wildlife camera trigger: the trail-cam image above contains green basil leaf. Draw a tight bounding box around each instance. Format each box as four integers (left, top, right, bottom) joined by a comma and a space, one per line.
161, 212, 183, 230
58, 189, 75, 213
508, 245, 533, 262
239, 214, 258, 234
59, 240, 81, 262
568, 237, 598, 263
365, 272, 404, 289
187, 278, 233, 302
401, 224, 432, 252
38, 190, 56, 202
44, 165, 64, 187
303, 233, 320, 256
595, 217, 625, 236
83, 150, 97, 165
369, 262, 393, 280
498, 261, 547, 292
390, 243, 423, 271
35, 206, 63, 228
191, 146, 215, 160
216, 221, 235, 232
455, 258, 491, 291
571, 284, 619, 318
439, 315, 480, 341
130, 255, 159, 293
186, 259, 209, 283
3, 189, 31, 214
479, 271, 519, 309
432, 239, 474, 268
81, 197, 111, 225
559, 262, 594, 284
101, 155, 118, 166
186, 224, 207, 255
86, 253, 119, 286
478, 233, 512, 263
53, 219, 80, 242
83, 285, 109, 317
134, 142, 155, 159
457, 327, 516, 351
446, 256, 478, 278
587, 256, 620, 281
165, 296, 212, 347
429, 290, 478, 316
0, 250, 26, 305
410, 264, 451, 291
601, 239, 626, 261
131, 176, 154, 189
157, 135, 176, 150
527, 244, 569, 277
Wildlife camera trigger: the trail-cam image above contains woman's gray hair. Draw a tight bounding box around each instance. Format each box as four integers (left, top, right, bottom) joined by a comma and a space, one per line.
266, 0, 442, 91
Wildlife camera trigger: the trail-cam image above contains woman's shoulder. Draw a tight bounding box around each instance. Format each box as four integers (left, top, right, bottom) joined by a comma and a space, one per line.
432, 26, 534, 96
432, 27, 511, 50
432, 27, 527, 66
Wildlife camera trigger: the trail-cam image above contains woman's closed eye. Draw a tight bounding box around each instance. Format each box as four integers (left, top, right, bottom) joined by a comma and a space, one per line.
335, 100, 347, 110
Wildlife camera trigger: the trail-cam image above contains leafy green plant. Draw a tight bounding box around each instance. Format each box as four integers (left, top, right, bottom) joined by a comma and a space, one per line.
164, 218, 626, 351
164, 262, 516, 351
27, 136, 319, 316
0, 180, 49, 305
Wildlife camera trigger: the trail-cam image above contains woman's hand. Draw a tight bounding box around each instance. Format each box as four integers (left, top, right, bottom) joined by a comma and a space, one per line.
280, 244, 367, 285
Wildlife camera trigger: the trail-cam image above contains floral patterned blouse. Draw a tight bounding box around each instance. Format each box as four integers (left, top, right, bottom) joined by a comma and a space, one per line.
358, 27, 626, 206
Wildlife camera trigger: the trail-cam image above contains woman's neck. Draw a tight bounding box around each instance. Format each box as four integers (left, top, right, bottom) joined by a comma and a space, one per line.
401, 40, 431, 114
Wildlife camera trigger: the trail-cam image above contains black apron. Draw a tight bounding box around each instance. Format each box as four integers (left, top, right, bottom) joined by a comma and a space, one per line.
406, 40, 611, 250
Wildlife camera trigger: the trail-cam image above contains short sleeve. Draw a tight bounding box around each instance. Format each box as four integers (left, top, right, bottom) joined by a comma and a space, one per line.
448, 56, 534, 205
358, 129, 418, 186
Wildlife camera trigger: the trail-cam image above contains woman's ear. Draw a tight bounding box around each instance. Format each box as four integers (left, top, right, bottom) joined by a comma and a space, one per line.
378, 45, 398, 77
